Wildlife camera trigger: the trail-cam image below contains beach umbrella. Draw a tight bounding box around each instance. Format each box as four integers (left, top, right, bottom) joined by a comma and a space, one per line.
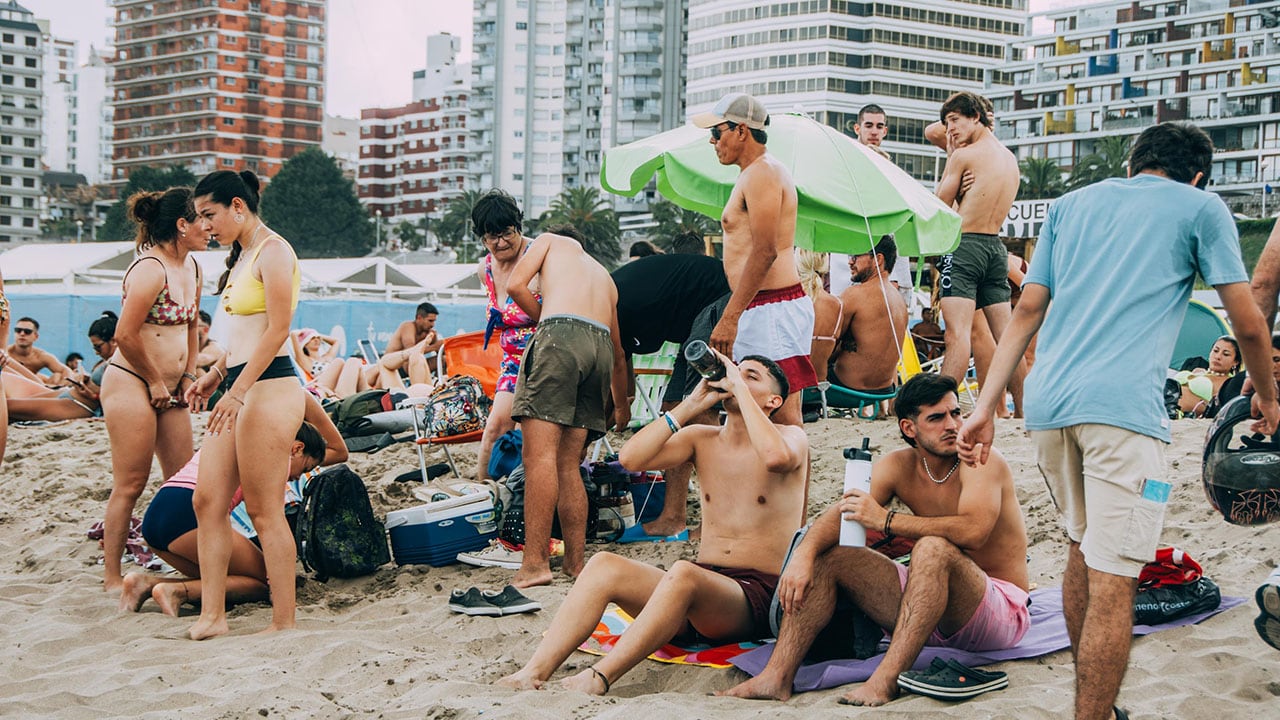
601, 113, 962, 257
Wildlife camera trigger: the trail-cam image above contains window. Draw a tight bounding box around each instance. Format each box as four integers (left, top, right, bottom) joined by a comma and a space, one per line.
21, 217, 32, 227
21, 177, 32, 187
22, 78, 33, 88
21, 157, 32, 168
0, 175, 8, 185
223, 117, 234, 125
22, 58, 32, 68
222, 158, 234, 166
1, 55, 10, 65
0, 215, 10, 226
223, 77, 234, 86
0, 136, 10, 146
0, 156, 10, 166
1, 75, 11, 86
24, 37, 35, 48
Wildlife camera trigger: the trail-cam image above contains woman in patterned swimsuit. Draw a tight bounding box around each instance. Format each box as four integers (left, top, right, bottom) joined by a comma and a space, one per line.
99, 187, 207, 593
472, 189, 540, 482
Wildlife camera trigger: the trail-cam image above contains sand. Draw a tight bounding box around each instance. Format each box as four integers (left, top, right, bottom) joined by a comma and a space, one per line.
2, 415, 1279, 719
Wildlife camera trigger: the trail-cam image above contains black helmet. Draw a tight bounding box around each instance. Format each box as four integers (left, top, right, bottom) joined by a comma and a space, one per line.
1202, 394, 1280, 526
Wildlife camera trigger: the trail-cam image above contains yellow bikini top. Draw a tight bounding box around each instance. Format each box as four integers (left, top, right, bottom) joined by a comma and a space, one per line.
222, 236, 301, 316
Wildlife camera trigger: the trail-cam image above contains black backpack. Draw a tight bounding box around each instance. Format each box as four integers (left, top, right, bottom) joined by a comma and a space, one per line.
294, 464, 390, 581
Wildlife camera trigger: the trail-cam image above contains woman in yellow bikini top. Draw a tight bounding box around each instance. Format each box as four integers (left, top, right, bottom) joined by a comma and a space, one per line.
183, 169, 307, 640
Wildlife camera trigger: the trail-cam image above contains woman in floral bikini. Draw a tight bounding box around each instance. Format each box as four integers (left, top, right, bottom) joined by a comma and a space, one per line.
472, 189, 540, 482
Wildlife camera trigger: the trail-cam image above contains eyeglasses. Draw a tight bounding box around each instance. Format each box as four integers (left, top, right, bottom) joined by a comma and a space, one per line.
91, 341, 109, 352
710, 122, 739, 141
481, 227, 520, 244
13, 327, 34, 335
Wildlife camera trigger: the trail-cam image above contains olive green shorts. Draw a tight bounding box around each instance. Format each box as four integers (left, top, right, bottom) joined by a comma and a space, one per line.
511, 315, 614, 442
938, 233, 1012, 309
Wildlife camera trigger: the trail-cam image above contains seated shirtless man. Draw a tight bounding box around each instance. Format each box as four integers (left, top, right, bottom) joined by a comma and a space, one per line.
830, 234, 908, 393
498, 353, 807, 694
723, 373, 1028, 706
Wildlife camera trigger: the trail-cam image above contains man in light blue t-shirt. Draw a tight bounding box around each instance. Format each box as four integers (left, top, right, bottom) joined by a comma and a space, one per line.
958, 122, 1279, 720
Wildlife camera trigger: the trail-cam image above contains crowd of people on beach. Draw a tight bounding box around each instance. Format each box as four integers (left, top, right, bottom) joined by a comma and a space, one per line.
3, 90, 1280, 719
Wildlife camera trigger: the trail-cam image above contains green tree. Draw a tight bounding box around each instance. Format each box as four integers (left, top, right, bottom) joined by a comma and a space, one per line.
648, 198, 719, 251
259, 147, 375, 258
1066, 135, 1131, 191
1018, 156, 1066, 200
393, 219, 422, 250
98, 165, 197, 241
435, 189, 486, 263
535, 186, 621, 267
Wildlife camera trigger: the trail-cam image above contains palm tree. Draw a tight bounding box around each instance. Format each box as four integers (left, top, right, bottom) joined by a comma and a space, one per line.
648, 198, 719, 251
537, 186, 622, 267
435, 189, 486, 262
1066, 135, 1131, 191
1019, 156, 1066, 200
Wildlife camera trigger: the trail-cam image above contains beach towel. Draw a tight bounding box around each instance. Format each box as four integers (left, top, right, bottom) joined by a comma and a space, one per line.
729, 587, 1246, 692
578, 606, 764, 669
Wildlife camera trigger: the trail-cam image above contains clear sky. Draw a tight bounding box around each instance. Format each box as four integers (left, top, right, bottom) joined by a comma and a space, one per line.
18, 0, 473, 118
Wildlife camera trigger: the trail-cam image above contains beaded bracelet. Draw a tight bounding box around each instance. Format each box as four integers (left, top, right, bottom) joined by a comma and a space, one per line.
883, 509, 897, 538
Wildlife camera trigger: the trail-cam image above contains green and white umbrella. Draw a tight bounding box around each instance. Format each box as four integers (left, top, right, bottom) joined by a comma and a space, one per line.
601, 113, 962, 257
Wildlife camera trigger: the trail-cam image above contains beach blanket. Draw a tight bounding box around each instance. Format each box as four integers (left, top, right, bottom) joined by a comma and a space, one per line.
729, 587, 1246, 692
578, 607, 764, 669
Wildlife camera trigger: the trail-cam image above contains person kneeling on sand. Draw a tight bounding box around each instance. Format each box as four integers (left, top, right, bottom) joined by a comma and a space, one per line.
722, 373, 1028, 706
120, 393, 346, 614
498, 353, 806, 694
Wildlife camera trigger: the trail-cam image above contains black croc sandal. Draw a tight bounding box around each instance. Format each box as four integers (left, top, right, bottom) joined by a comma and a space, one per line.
897, 658, 1009, 701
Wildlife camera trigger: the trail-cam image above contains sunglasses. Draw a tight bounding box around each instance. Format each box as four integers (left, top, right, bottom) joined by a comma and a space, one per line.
710, 122, 739, 141
14, 327, 34, 335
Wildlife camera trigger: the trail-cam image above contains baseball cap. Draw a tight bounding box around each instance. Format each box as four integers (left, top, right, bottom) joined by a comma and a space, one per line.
691, 93, 770, 131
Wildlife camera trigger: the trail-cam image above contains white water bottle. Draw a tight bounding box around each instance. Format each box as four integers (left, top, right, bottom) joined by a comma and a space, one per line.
840, 438, 874, 547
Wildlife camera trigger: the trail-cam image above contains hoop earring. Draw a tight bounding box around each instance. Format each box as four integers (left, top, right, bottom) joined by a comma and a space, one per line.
235, 213, 245, 224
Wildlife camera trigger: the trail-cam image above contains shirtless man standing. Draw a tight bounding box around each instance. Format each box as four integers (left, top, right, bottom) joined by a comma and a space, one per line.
691, 93, 818, 424
723, 373, 1029, 706
498, 353, 807, 695
933, 92, 1020, 388
830, 234, 908, 393
506, 230, 630, 588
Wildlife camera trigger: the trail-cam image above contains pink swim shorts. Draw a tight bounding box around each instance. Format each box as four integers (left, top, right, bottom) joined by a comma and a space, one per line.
896, 563, 1030, 652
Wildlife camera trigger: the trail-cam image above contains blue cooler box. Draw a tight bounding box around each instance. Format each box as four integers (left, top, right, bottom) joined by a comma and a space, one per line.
385, 493, 497, 566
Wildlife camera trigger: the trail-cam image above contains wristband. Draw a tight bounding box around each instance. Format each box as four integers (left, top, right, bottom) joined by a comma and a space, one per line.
883, 509, 896, 538
663, 412, 681, 433
182, 372, 197, 383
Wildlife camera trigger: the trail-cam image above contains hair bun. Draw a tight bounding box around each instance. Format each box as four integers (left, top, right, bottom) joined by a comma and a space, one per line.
101, 310, 118, 320
238, 170, 260, 193
127, 191, 161, 223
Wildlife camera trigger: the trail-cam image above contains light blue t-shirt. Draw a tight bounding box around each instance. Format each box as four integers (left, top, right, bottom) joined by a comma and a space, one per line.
1023, 173, 1246, 442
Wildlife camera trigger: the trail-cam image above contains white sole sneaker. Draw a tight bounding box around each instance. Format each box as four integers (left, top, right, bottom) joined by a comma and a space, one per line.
456, 540, 523, 570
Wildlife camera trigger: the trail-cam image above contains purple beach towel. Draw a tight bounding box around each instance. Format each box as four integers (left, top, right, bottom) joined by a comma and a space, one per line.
729, 587, 1246, 693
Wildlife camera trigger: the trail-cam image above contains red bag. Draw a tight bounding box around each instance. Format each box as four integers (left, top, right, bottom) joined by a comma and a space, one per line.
1138, 547, 1203, 589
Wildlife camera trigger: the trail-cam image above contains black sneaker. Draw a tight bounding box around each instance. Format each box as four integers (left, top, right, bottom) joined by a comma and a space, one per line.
482, 585, 542, 615
1256, 567, 1280, 651
448, 587, 501, 616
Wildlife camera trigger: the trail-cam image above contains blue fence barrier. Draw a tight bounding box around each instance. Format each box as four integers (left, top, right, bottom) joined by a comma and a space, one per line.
5, 292, 488, 365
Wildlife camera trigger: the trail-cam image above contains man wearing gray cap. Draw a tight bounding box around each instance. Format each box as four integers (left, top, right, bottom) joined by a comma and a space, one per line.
689, 93, 817, 425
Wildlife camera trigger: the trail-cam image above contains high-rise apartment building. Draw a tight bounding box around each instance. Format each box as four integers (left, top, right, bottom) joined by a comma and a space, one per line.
358, 34, 469, 224
74, 48, 114, 184
39, 31, 73, 173
111, 0, 326, 181
469, 0, 687, 216
0, 0, 43, 243
686, 0, 1025, 183
987, 0, 1280, 215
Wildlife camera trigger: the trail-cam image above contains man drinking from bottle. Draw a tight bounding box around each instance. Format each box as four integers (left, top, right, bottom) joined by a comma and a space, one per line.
721, 373, 1029, 706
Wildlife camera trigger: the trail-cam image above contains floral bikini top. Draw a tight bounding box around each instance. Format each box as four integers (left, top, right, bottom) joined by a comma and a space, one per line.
481, 242, 540, 352
123, 255, 200, 327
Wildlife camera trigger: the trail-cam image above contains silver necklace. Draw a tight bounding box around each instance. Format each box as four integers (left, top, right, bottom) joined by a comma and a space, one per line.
922, 455, 960, 484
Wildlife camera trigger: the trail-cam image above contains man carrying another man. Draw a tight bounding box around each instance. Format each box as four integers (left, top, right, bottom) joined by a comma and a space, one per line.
499, 352, 806, 694
829, 234, 909, 395
691, 93, 818, 425
723, 373, 1029, 706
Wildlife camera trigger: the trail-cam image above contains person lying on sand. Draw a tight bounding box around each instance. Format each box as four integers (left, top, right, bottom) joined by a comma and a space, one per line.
120, 392, 346, 615
498, 353, 805, 694
722, 374, 1028, 706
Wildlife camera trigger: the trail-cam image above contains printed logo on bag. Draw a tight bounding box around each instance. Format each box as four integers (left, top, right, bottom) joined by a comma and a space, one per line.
1240, 453, 1280, 465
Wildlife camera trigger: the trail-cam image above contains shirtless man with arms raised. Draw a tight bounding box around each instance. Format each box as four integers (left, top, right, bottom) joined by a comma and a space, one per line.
723, 373, 1029, 706
498, 352, 806, 695
691, 93, 817, 425
831, 234, 908, 393
933, 92, 1020, 391
506, 229, 629, 588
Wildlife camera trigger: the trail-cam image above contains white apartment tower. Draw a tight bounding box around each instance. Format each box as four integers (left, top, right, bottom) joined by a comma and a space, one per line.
987, 0, 1280, 215
0, 0, 43, 243
686, 0, 1026, 183
470, 0, 687, 216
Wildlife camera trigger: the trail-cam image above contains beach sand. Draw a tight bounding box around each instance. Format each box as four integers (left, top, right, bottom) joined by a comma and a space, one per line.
2, 415, 1278, 719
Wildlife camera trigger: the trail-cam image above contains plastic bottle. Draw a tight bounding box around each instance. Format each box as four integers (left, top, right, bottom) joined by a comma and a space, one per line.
840, 438, 874, 547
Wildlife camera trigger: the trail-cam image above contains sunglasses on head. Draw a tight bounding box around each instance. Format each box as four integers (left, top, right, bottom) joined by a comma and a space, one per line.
710, 122, 739, 141
14, 327, 33, 335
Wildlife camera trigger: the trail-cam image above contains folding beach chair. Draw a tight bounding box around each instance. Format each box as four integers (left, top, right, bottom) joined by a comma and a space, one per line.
409, 331, 504, 478
630, 341, 679, 426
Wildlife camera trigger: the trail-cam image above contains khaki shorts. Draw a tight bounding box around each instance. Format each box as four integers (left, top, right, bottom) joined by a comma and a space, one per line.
938, 233, 1011, 309
1032, 424, 1168, 577
511, 315, 613, 441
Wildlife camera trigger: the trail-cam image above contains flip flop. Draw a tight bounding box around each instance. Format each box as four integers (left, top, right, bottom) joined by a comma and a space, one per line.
616, 525, 689, 544
897, 658, 1008, 701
